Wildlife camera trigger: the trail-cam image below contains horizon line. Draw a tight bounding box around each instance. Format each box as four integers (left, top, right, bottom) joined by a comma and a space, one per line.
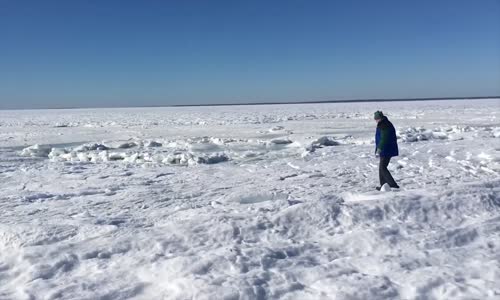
1, 95, 499, 111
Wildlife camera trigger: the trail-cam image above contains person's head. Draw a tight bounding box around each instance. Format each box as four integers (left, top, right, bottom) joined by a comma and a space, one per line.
374, 111, 384, 123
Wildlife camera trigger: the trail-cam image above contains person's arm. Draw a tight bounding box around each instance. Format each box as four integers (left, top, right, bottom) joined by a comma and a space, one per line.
377, 127, 389, 153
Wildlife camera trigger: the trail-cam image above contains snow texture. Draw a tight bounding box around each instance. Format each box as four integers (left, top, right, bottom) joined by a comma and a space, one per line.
1, 99, 500, 299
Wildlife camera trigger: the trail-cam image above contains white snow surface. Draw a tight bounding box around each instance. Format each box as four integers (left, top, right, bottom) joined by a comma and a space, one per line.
1, 99, 500, 299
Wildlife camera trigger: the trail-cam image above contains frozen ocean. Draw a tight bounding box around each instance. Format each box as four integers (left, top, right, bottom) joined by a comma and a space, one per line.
0, 99, 499, 299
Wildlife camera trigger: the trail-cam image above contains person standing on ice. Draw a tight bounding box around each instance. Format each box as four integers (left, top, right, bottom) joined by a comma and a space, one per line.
374, 111, 399, 190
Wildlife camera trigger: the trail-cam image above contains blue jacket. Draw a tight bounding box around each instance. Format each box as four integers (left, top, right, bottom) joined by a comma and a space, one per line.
375, 116, 399, 157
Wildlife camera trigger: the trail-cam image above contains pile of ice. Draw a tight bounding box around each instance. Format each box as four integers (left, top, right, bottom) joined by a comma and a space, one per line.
162, 152, 229, 165
269, 125, 285, 132
48, 148, 229, 165
305, 136, 341, 152
490, 127, 500, 138
398, 126, 468, 142
52, 121, 85, 128
144, 141, 163, 147
19, 135, 350, 166
399, 127, 443, 142
73, 143, 109, 152
187, 136, 243, 146
19, 144, 52, 157
20, 139, 232, 166
269, 138, 293, 145
398, 125, 500, 143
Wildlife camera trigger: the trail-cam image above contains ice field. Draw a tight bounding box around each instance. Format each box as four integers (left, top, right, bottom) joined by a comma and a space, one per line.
0, 99, 499, 299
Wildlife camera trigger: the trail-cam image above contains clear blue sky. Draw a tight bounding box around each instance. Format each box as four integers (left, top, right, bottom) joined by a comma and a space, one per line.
1, 0, 499, 109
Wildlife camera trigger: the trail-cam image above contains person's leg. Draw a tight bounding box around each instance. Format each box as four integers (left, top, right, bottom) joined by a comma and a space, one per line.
380, 157, 399, 188
379, 157, 390, 186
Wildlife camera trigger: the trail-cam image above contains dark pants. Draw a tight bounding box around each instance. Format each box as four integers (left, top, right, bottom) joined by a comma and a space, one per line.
379, 157, 398, 187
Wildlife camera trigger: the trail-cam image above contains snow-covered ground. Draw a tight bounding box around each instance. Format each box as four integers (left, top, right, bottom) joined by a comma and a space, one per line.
0, 99, 499, 300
